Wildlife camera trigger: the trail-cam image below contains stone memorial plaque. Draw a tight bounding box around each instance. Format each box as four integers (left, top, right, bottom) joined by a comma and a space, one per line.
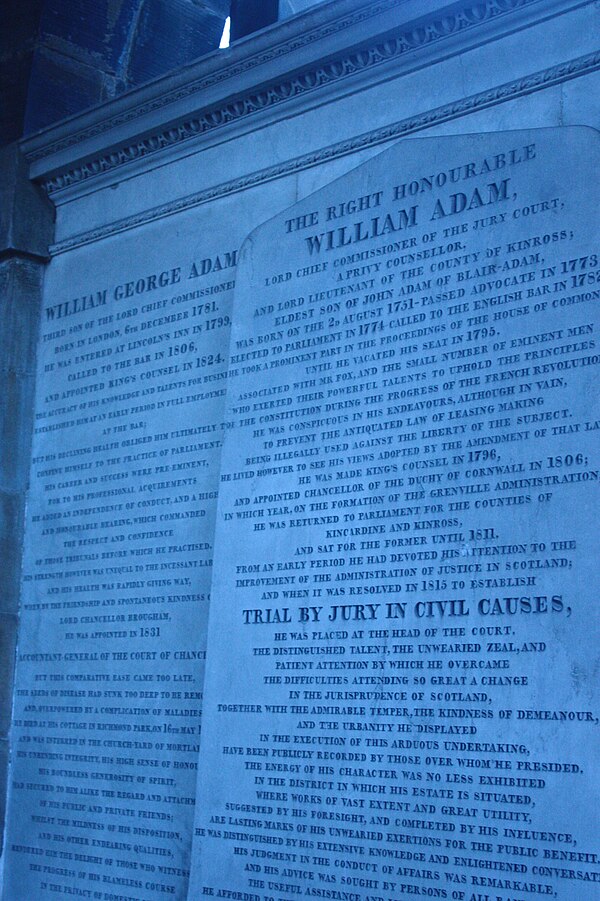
3, 242, 239, 899
188, 128, 600, 900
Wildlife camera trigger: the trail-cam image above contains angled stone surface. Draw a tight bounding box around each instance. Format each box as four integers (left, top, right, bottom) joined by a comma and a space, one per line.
19, 0, 229, 134
0, 146, 51, 860
0, 146, 53, 258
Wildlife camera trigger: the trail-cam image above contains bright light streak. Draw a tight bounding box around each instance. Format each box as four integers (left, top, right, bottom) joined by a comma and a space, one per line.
219, 16, 231, 49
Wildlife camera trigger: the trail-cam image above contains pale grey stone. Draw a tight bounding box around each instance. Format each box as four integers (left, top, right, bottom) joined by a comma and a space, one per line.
187, 127, 600, 900
2, 0, 599, 897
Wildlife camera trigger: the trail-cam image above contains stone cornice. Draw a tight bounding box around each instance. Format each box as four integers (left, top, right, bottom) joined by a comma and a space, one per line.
49, 48, 600, 255
21, 0, 588, 197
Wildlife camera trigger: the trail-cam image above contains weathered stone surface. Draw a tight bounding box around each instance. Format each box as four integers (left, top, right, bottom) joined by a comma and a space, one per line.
187, 127, 600, 900
0, 258, 47, 485
1, 0, 229, 138
0, 147, 52, 858
0, 145, 53, 258
279, 0, 328, 18
1, 176, 299, 901
230, 0, 278, 41
2, 1, 600, 898
0, 0, 45, 145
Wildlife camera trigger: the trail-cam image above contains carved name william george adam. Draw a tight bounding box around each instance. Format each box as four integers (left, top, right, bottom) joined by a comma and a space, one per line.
3, 236, 240, 900
188, 128, 600, 900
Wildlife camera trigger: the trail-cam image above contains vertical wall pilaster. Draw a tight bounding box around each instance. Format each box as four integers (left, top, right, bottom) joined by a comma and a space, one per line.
0, 144, 53, 850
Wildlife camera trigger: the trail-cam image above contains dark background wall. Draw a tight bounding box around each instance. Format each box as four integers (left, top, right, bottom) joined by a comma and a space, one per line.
2, 0, 229, 141
1, 0, 326, 143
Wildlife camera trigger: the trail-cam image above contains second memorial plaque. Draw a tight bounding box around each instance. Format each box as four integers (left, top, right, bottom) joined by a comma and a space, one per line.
189, 128, 600, 900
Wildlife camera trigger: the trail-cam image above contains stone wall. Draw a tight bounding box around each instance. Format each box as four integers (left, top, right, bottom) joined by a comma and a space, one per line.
2, 1, 599, 898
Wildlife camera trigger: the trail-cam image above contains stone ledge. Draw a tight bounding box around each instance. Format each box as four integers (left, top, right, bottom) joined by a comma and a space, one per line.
21, 0, 589, 197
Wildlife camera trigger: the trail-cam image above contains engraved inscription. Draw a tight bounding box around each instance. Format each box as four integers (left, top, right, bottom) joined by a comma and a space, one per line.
6, 249, 238, 900
188, 130, 600, 901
